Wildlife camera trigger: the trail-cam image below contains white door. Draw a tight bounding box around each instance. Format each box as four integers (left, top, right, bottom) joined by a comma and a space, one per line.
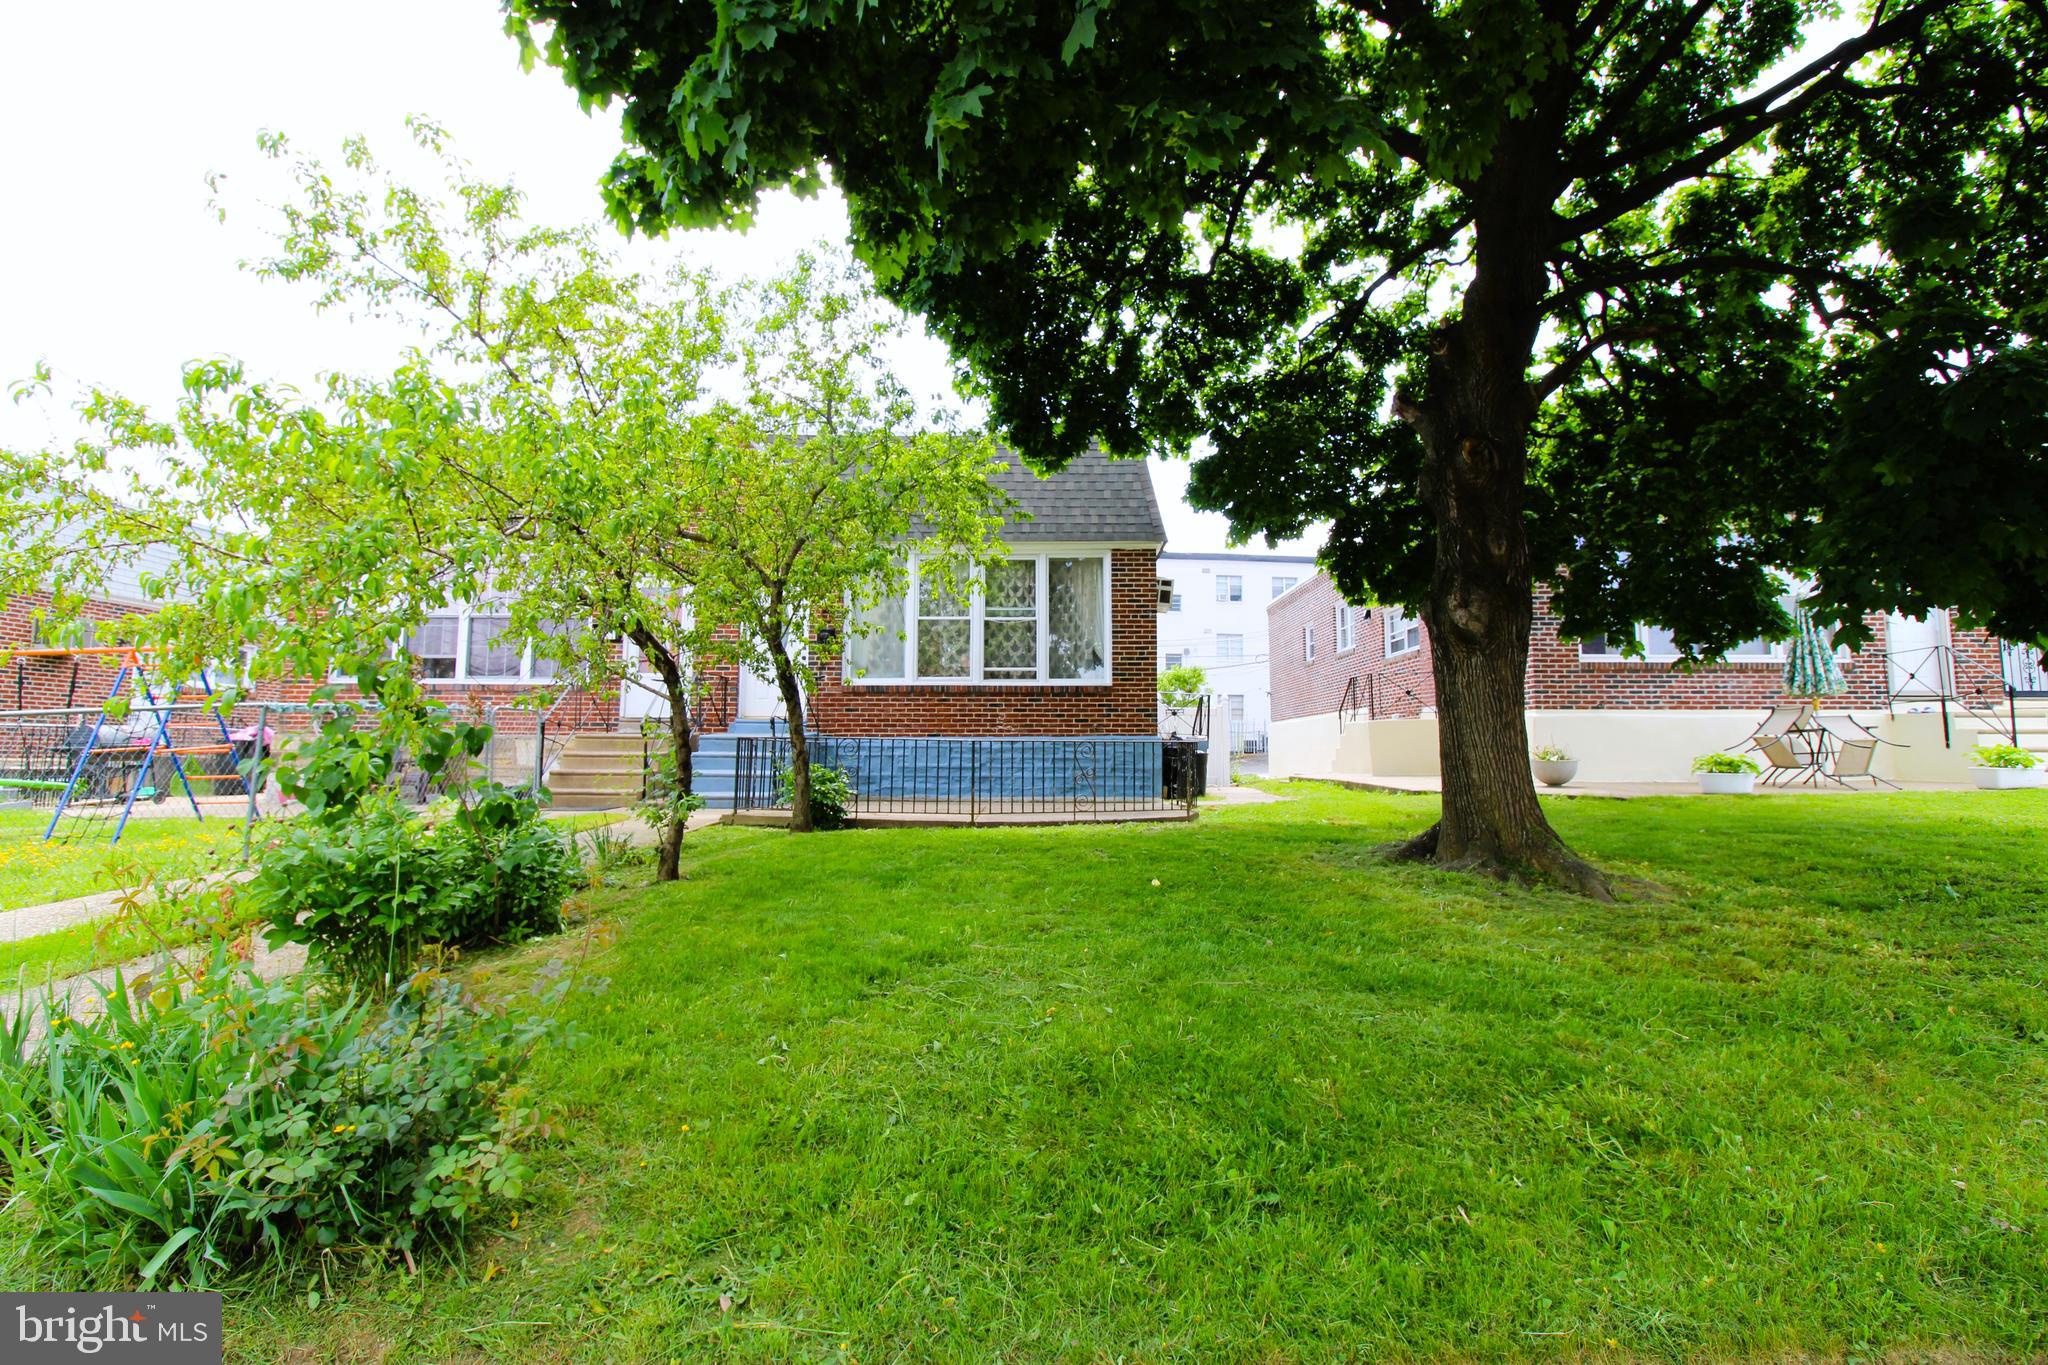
619, 668, 669, 722
737, 662, 785, 720
1886, 610, 1951, 697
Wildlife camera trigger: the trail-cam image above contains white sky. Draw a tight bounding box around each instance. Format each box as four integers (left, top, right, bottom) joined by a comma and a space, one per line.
0, 0, 1319, 560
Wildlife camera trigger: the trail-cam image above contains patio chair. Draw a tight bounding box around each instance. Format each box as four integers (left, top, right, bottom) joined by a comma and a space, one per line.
1817, 713, 1902, 790
1744, 703, 1823, 786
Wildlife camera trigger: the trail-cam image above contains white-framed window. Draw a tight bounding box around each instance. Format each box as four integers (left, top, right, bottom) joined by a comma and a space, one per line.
842, 550, 1113, 686
1579, 624, 1787, 662
408, 614, 460, 679
1384, 607, 1422, 657
1227, 694, 1246, 734
1169, 590, 1183, 612
1215, 633, 1244, 660
1303, 624, 1317, 662
1335, 605, 1356, 653
1163, 651, 1185, 669
1271, 576, 1298, 599
392, 606, 574, 685
1216, 575, 1243, 602
465, 609, 522, 680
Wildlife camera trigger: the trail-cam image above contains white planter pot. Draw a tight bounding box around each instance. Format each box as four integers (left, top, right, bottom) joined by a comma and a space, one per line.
1973, 767, 2045, 790
1532, 758, 1579, 788
1697, 771, 1756, 795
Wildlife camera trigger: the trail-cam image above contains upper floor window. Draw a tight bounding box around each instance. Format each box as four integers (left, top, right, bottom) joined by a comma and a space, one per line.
1215, 633, 1244, 660
1271, 576, 1298, 599
1384, 607, 1423, 657
1335, 605, 1356, 653
1303, 624, 1317, 662
1169, 590, 1183, 612
843, 551, 1112, 686
1216, 575, 1243, 602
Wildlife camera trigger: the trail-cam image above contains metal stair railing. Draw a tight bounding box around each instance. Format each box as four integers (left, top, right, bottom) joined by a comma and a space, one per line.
1886, 643, 2029, 749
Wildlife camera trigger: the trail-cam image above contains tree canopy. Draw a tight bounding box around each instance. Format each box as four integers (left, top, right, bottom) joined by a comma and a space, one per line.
2, 124, 1003, 850
505, 0, 2048, 891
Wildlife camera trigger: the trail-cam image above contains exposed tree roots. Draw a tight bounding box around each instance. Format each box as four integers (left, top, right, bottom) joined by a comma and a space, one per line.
1385, 821, 1616, 901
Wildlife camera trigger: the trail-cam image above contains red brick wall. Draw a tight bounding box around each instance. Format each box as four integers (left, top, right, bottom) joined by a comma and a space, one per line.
1266, 574, 2012, 717
800, 548, 1159, 736
2, 591, 621, 736
1267, 577, 1437, 722
0, 592, 151, 712
1524, 586, 1894, 710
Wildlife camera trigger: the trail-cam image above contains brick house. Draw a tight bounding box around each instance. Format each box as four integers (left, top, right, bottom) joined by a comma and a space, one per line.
1268, 572, 2045, 784
5, 451, 1171, 808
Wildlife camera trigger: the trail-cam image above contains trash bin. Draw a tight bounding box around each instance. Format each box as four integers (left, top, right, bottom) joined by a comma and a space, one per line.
1161, 739, 1207, 800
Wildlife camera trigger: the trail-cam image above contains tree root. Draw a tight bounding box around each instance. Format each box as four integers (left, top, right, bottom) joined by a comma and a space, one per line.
1381, 821, 1616, 901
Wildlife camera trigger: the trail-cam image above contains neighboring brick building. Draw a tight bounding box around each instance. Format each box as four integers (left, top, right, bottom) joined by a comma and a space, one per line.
1267, 570, 2036, 784
1269, 575, 1436, 724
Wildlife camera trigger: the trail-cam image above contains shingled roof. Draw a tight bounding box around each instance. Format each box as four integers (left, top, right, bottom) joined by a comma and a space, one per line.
990, 448, 1167, 545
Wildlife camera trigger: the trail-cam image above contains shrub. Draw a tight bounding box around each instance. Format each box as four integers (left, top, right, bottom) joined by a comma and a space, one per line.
252, 791, 578, 995
1691, 752, 1762, 775
1972, 743, 2040, 770
0, 950, 570, 1287
780, 763, 854, 830
433, 785, 580, 948
581, 826, 650, 879
250, 796, 447, 994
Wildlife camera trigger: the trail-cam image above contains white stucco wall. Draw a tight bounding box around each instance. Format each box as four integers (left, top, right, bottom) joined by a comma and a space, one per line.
1267, 706, 1983, 784
1268, 711, 1346, 780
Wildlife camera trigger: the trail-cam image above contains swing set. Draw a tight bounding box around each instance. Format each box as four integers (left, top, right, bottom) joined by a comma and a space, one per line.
0, 647, 245, 846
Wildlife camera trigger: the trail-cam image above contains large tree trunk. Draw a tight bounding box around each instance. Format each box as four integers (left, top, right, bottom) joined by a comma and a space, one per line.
1389, 150, 1612, 900
629, 626, 695, 882
767, 633, 812, 833
1398, 427, 1608, 898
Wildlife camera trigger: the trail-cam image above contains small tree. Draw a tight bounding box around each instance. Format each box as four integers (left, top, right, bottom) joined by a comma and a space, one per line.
1156, 664, 1207, 710
676, 257, 1008, 831
3, 123, 730, 880
3, 129, 1007, 851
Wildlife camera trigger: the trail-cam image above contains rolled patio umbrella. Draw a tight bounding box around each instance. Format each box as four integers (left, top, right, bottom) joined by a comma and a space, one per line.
1783, 605, 1847, 698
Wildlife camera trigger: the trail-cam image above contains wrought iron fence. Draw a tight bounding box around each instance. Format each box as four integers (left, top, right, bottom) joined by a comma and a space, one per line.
2005, 641, 2048, 697
732, 734, 1201, 820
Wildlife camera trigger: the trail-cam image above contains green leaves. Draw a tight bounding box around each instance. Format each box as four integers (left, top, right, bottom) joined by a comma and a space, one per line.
0, 947, 571, 1286
506, 0, 2048, 655
1061, 4, 1100, 65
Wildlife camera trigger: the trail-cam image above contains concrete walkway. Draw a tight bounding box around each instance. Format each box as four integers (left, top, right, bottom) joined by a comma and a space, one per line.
0, 870, 253, 945
1205, 784, 1288, 806
0, 813, 704, 1045
3, 934, 308, 1044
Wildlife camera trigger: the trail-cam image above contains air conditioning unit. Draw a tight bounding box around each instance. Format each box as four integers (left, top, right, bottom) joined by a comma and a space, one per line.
1156, 578, 1176, 610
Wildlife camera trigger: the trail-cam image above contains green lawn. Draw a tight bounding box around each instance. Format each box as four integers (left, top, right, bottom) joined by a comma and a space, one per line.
26, 784, 2048, 1360
0, 808, 250, 913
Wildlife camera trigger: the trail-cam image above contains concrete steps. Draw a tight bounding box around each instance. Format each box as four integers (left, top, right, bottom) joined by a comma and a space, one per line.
545, 719, 781, 810
545, 732, 648, 810
1958, 699, 2048, 765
